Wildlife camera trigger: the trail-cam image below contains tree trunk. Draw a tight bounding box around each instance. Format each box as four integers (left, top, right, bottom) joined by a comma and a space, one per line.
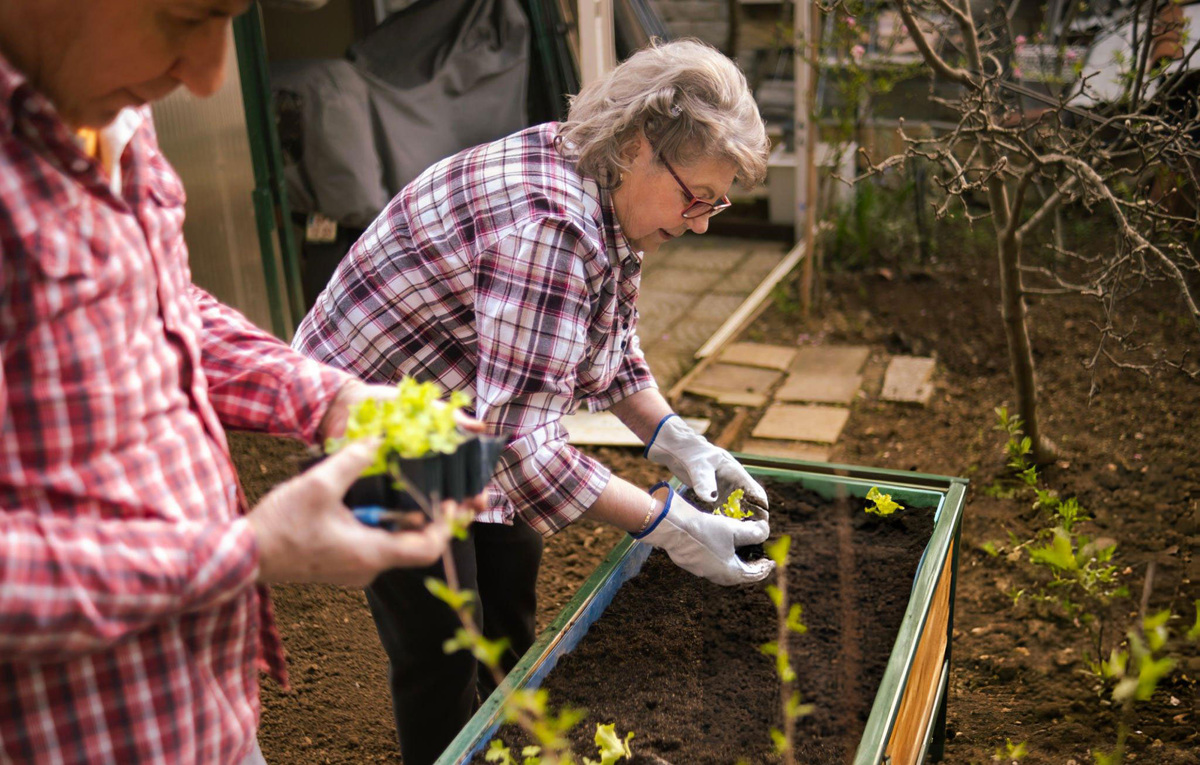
957, 2, 1058, 463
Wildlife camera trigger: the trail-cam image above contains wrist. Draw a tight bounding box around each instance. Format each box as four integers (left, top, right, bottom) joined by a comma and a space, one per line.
632, 483, 672, 539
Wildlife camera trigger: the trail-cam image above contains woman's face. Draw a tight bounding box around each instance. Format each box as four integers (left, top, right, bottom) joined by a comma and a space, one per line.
611, 135, 737, 257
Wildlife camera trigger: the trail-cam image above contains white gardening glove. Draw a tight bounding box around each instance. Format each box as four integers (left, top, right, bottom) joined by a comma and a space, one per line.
633, 483, 774, 586
645, 414, 769, 512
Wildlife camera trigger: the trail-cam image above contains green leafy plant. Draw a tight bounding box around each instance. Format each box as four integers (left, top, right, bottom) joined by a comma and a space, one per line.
325, 376, 472, 473
864, 486, 903, 516
993, 738, 1028, 762
713, 488, 754, 520
1092, 602, 1200, 764
994, 407, 1039, 488
760, 535, 814, 765
427, 566, 633, 764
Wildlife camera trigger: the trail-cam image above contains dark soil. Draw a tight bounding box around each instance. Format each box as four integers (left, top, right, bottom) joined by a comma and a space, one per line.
476, 482, 935, 764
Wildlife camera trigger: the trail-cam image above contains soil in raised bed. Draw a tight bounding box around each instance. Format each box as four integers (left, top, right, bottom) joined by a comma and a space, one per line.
477, 480, 936, 764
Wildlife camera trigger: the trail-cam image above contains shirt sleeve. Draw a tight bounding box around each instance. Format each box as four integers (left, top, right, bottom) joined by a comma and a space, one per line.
0, 509, 259, 663
474, 218, 612, 536
189, 286, 354, 443
585, 330, 658, 412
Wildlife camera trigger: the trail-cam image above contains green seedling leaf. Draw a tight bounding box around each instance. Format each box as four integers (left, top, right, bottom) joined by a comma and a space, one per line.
328, 377, 472, 470
1028, 528, 1078, 572
714, 488, 753, 519
993, 738, 1028, 761
592, 723, 634, 765
865, 486, 902, 516
770, 728, 788, 754
765, 535, 791, 566
425, 577, 475, 612
765, 584, 783, 609
786, 604, 807, 634
473, 635, 511, 669
981, 541, 1000, 557
1187, 600, 1200, 642
485, 739, 515, 765
1135, 655, 1176, 701
785, 691, 814, 719
521, 746, 542, 760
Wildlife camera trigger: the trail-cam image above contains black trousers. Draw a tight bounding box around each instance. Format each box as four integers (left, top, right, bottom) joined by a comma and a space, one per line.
365, 520, 544, 765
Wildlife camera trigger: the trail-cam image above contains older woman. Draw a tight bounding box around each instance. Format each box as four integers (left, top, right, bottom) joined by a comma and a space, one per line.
293, 39, 773, 763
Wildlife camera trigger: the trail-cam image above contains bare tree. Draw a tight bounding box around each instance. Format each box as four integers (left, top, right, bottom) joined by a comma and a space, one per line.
832, 0, 1200, 462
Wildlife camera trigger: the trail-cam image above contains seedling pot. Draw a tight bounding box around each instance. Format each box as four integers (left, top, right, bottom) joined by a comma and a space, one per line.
435, 455, 966, 765
312, 434, 510, 511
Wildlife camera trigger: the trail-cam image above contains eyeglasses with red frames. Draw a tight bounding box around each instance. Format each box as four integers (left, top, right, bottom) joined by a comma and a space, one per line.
660, 156, 733, 219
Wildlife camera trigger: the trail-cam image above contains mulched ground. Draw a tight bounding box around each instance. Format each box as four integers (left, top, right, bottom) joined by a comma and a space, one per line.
239, 219, 1199, 764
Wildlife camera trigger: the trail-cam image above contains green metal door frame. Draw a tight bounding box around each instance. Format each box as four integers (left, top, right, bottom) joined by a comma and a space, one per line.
233, 2, 307, 338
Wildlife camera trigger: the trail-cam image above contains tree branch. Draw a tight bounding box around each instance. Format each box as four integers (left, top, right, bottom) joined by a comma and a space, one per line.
896, 0, 973, 85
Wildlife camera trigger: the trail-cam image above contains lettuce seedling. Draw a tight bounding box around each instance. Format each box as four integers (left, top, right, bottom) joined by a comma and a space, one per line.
865, 487, 903, 517
713, 488, 754, 519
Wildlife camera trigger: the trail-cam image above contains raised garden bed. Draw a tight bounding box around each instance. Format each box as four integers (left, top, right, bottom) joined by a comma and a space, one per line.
438, 455, 966, 765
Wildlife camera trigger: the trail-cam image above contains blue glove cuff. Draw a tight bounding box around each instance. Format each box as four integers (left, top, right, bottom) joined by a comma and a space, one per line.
642, 413, 679, 458
631, 482, 673, 539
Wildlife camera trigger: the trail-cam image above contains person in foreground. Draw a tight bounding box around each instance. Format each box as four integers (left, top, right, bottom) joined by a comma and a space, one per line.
294, 38, 775, 764
0, 2, 476, 763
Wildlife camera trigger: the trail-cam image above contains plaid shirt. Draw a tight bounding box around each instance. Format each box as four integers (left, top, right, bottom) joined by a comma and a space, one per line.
0, 54, 351, 763
294, 124, 657, 535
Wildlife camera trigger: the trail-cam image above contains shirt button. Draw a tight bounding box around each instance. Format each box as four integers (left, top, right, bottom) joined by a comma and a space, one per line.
69, 158, 90, 174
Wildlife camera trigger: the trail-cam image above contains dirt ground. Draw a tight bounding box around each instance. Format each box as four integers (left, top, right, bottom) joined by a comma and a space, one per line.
236, 227, 1199, 764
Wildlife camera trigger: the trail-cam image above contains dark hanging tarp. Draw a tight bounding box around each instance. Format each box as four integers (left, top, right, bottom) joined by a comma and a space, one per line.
272, 0, 529, 228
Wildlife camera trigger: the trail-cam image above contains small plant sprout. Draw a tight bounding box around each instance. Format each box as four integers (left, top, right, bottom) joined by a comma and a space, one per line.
760, 535, 814, 765
325, 376, 472, 470
865, 486, 903, 517
713, 488, 754, 519
994, 407, 1038, 488
585, 723, 635, 765
427, 566, 633, 764
1092, 594, 1200, 765
992, 738, 1028, 762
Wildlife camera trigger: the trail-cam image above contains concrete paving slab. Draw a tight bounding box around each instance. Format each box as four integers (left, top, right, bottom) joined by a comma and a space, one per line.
775, 373, 863, 405
642, 350, 694, 388
565, 411, 709, 446
710, 250, 787, 295
751, 403, 850, 444
881, 356, 937, 405
636, 292, 697, 345
717, 342, 798, 371
640, 267, 724, 295
657, 246, 750, 273
686, 363, 783, 398
738, 438, 832, 462
790, 345, 871, 377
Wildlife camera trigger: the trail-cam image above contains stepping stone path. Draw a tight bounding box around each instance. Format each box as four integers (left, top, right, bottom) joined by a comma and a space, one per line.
678, 343, 874, 463
880, 356, 937, 405
686, 363, 784, 408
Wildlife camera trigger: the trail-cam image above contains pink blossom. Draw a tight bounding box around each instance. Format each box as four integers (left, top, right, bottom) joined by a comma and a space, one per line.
1065, 49, 1078, 62
846, 17, 856, 28
851, 44, 865, 63
1012, 66, 1023, 78
1014, 34, 1027, 48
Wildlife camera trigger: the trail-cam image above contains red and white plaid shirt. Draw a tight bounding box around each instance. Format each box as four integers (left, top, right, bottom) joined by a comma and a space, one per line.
0, 53, 351, 763
294, 124, 657, 535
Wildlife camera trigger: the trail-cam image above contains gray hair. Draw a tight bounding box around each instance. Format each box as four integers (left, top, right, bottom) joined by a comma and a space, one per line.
558, 39, 769, 189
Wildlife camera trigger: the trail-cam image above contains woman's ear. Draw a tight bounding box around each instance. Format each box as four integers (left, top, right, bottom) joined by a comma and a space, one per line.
620, 132, 651, 167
